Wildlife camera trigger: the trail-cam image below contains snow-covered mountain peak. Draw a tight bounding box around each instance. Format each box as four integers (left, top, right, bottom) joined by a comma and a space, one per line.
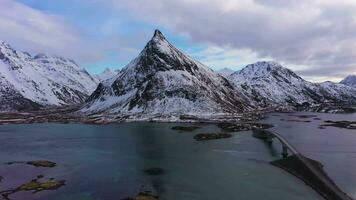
145, 29, 176, 56
228, 61, 356, 109
216, 68, 235, 77
103, 68, 112, 73
0, 41, 98, 108
83, 30, 250, 116
0, 41, 15, 55
232, 61, 303, 83
237, 61, 284, 75
93, 68, 116, 82
34, 54, 82, 70
119, 29, 214, 78
33, 53, 48, 59
153, 29, 166, 41
340, 75, 356, 88
0, 41, 12, 50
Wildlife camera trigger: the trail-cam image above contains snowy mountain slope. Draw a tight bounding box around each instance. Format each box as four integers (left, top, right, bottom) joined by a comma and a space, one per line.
229, 61, 356, 108
340, 75, 356, 88
93, 68, 117, 82
0, 41, 98, 107
0, 73, 41, 111
82, 30, 251, 117
216, 68, 235, 77
318, 81, 356, 103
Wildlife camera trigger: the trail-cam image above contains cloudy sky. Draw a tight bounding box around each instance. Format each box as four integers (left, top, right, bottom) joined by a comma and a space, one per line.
1, 0, 356, 82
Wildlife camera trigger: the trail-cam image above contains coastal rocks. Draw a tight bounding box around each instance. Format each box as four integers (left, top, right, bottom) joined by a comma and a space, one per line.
319, 120, 356, 130
193, 133, 232, 141
27, 160, 56, 167
178, 112, 265, 123
217, 122, 273, 132
6, 160, 56, 168
18, 179, 65, 192
0, 106, 83, 125
280, 114, 321, 123
289, 114, 317, 119
282, 119, 312, 123
121, 191, 158, 200
191, 122, 273, 141
171, 126, 201, 132
0, 175, 65, 200
307, 104, 356, 114
1, 160, 65, 200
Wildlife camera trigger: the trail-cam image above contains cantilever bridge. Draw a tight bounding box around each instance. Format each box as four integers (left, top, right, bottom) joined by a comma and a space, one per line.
253, 129, 353, 200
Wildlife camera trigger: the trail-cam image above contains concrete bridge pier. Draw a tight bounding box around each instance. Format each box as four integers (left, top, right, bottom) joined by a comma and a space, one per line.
282, 144, 289, 159
266, 132, 273, 144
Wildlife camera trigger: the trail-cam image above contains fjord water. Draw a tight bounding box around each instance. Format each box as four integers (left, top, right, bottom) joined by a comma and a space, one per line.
262, 112, 356, 199
0, 113, 354, 200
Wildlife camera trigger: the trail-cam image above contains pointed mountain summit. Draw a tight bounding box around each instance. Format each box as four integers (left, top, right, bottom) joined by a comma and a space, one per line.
153, 29, 166, 40
83, 30, 251, 118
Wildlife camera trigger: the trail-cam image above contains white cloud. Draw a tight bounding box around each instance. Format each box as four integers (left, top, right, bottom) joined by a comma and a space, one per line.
0, 0, 155, 73
110, 0, 356, 81
187, 46, 271, 71
0, 0, 103, 62
2, 0, 356, 82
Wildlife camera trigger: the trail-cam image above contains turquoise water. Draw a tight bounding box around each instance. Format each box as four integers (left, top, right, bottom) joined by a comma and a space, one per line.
0, 116, 339, 200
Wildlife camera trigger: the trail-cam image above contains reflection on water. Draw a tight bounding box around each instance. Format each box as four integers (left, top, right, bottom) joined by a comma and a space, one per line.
1, 112, 354, 200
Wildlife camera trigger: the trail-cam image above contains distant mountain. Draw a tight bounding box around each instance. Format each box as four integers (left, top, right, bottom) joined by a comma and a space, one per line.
216, 68, 235, 77
0, 41, 98, 111
229, 61, 356, 109
82, 30, 251, 118
94, 68, 117, 82
340, 75, 356, 88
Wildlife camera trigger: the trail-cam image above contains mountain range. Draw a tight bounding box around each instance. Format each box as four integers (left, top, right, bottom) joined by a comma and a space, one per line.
230, 61, 356, 110
0, 41, 98, 111
1, 30, 355, 117
340, 75, 356, 88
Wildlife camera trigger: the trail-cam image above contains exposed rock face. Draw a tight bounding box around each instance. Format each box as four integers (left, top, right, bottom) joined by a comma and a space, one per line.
0, 41, 98, 111
229, 61, 356, 110
83, 30, 251, 117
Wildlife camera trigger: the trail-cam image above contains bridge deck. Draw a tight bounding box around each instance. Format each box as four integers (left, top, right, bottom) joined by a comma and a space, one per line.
254, 129, 353, 200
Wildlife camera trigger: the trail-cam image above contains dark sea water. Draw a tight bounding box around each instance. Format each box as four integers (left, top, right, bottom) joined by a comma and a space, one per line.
0, 112, 354, 200
261, 112, 356, 199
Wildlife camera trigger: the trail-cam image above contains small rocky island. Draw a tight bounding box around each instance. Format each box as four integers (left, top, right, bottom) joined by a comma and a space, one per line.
0, 160, 65, 200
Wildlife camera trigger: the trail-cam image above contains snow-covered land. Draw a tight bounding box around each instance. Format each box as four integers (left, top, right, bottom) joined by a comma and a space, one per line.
93, 68, 118, 82
340, 75, 356, 88
216, 68, 235, 77
82, 30, 251, 118
0, 41, 98, 111
229, 61, 356, 109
